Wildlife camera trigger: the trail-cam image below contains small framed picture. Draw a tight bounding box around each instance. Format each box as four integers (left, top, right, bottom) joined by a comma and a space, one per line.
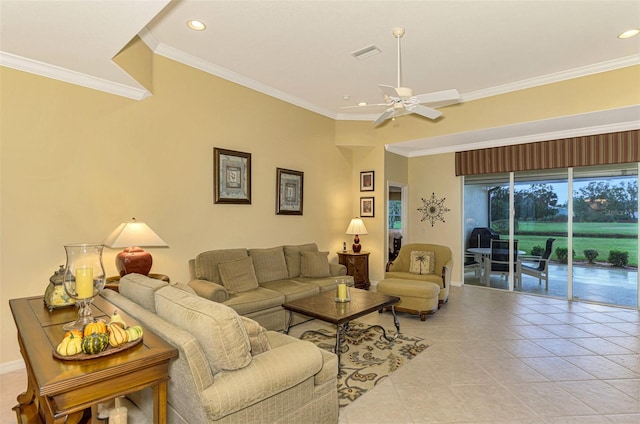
276, 168, 304, 215
360, 197, 375, 217
360, 171, 375, 191
214, 148, 251, 204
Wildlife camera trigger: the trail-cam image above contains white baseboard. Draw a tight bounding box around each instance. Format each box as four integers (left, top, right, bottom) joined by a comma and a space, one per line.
0, 359, 25, 374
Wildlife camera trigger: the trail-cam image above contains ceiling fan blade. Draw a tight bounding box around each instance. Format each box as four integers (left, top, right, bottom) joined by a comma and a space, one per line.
378, 84, 400, 98
413, 89, 460, 105
373, 108, 395, 126
407, 104, 442, 120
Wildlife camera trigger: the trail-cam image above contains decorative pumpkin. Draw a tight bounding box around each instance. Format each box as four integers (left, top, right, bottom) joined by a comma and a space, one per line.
125, 325, 144, 342
81, 332, 109, 354
83, 319, 107, 337
107, 322, 129, 347
56, 333, 83, 356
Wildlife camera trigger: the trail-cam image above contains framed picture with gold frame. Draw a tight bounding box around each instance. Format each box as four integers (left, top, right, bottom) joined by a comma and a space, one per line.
276, 168, 303, 215
214, 148, 251, 204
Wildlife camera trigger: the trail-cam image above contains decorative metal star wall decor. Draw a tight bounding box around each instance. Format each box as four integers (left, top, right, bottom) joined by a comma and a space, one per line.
418, 192, 451, 227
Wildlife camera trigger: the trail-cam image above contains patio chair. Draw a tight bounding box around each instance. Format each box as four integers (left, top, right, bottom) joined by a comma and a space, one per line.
464, 254, 482, 278
519, 238, 555, 290
488, 239, 520, 288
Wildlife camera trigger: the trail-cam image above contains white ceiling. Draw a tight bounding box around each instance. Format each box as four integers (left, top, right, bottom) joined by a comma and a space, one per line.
1, 0, 639, 154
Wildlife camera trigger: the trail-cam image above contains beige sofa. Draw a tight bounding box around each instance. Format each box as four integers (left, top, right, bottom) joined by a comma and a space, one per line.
385, 243, 453, 304
102, 273, 338, 424
187, 243, 351, 331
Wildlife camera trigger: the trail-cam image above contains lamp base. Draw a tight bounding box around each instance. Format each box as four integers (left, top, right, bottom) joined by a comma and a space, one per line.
352, 243, 362, 253
115, 247, 152, 276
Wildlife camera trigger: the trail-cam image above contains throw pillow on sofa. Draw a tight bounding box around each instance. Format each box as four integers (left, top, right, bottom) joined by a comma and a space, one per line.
248, 247, 289, 283
409, 250, 436, 275
300, 251, 331, 278
240, 316, 271, 355
283, 243, 318, 278
218, 257, 260, 293
155, 286, 252, 374
194, 248, 248, 283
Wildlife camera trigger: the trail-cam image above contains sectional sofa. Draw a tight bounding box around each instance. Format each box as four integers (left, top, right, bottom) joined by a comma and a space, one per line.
102, 273, 339, 423
187, 243, 352, 331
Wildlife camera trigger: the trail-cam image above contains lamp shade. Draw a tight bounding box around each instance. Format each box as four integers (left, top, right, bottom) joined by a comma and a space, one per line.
103, 218, 168, 276
345, 217, 368, 253
345, 218, 368, 236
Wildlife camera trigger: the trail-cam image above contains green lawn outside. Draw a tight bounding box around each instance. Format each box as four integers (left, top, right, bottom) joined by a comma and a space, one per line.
507, 222, 638, 267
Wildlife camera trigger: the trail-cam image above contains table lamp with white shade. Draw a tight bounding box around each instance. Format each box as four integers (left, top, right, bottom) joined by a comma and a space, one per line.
346, 217, 368, 253
103, 218, 168, 276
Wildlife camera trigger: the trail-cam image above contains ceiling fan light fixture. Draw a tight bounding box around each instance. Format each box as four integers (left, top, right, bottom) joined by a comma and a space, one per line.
351, 45, 381, 60
187, 20, 206, 31
618, 29, 639, 39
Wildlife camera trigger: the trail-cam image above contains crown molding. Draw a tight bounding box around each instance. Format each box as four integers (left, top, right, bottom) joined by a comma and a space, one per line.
138, 28, 335, 119
461, 55, 640, 102
0, 51, 151, 101
385, 105, 640, 157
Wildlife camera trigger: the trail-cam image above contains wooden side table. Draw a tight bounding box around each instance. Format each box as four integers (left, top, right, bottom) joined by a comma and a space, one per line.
10, 295, 177, 424
337, 251, 370, 290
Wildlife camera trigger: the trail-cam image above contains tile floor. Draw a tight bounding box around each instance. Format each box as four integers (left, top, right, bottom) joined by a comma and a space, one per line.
2, 285, 639, 423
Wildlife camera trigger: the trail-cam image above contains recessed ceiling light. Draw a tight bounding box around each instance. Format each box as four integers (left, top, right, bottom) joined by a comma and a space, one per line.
618, 29, 639, 39
187, 20, 206, 31
358, 102, 368, 107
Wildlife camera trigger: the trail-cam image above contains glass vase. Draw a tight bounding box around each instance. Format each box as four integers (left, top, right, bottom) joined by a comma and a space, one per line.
62, 243, 106, 330
335, 278, 352, 303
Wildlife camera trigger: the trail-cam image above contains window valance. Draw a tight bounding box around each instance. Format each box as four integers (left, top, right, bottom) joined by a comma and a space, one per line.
455, 130, 639, 176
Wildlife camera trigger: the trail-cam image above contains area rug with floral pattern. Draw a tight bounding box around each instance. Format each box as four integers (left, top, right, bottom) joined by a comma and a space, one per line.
300, 321, 428, 407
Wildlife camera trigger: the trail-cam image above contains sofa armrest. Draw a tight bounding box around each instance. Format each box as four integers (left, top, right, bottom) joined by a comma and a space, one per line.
329, 263, 347, 277
200, 340, 323, 421
188, 279, 229, 303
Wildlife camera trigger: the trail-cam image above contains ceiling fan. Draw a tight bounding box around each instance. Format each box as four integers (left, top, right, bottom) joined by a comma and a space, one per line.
348, 28, 460, 126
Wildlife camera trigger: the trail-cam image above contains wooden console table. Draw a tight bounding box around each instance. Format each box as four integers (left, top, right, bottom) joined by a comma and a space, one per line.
10, 295, 177, 424
337, 251, 370, 290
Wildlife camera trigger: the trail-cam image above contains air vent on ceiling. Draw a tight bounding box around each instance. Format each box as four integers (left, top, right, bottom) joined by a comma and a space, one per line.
351, 45, 381, 61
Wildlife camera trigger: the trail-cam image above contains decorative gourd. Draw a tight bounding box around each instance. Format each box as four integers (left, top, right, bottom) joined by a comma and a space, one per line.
64, 329, 83, 340
81, 332, 109, 354
125, 325, 144, 342
56, 333, 83, 356
109, 310, 127, 328
83, 319, 107, 337
107, 322, 129, 347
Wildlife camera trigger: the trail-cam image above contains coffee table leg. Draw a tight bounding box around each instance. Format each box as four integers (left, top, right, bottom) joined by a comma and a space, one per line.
285, 311, 293, 334
391, 305, 400, 339
335, 323, 348, 366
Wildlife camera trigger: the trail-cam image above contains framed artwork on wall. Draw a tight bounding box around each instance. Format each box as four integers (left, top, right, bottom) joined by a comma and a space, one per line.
214, 148, 251, 204
276, 168, 304, 215
360, 197, 375, 217
360, 171, 375, 191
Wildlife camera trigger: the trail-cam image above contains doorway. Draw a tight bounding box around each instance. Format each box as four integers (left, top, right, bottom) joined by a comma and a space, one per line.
388, 183, 407, 262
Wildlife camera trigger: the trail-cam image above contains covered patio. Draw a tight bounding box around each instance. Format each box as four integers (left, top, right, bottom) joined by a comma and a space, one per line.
465, 263, 639, 308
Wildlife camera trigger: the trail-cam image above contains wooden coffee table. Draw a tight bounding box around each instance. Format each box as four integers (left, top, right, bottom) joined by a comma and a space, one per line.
283, 288, 401, 363
9, 295, 178, 424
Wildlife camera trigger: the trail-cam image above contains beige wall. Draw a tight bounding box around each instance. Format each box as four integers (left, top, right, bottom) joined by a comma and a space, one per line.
1, 51, 637, 366
0, 55, 354, 364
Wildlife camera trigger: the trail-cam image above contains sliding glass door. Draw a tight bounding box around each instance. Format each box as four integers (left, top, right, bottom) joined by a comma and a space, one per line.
571, 165, 638, 307
463, 164, 639, 308
513, 171, 569, 298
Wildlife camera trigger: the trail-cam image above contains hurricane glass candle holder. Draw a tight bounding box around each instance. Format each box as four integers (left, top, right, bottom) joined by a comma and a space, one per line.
62, 243, 106, 330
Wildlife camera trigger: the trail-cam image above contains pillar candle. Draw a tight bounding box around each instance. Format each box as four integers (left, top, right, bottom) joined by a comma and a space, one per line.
337, 283, 347, 300
75, 267, 94, 299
